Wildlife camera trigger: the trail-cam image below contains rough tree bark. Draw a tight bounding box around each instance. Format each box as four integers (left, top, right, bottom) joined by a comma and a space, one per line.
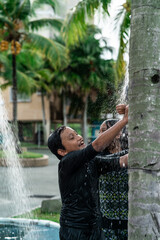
128, 0, 160, 239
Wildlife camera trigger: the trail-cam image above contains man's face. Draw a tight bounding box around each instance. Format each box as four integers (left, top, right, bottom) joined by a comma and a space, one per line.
60, 127, 86, 154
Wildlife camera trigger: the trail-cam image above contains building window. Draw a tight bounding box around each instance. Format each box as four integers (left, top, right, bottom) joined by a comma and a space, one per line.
10, 88, 31, 102
36, 90, 42, 96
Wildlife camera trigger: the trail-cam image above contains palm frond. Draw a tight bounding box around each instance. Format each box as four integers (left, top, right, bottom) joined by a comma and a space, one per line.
15, 0, 31, 20
17, 46, 44, 70
29, 18, 63, 32
62, 0, 100, 46
115, 2, 131, 82
0, 81, 11, 90
100, 0, 112, 15
0, 52, 10, 67
63, 0, 112, 46
31, 0, 58, 15
0, 14, 14, 28
114, 7, 124, 29
16, 70, 37, 94
0, 0, 19, 17
27, 32, 68, 69
37, 69, 52, 81
1, 0, 16, 16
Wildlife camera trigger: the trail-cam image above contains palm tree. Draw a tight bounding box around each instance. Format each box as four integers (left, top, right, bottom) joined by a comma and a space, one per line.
0, 44, 58, 144
114, 0, 131, 81
0, 0, 66, 131
128, 1, 160, 239
60, 25, 116, 143
62, 0, 131, 82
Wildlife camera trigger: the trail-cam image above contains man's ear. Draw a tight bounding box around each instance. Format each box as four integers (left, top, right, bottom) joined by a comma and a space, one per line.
57, 149, 67, 157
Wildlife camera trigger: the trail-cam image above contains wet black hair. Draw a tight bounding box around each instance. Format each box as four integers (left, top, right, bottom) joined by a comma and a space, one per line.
103, 119, 120, 153
120, 126, 128, 150
104, 119, 119, 129
48, 126, 66, 160
104, 119, 128, 150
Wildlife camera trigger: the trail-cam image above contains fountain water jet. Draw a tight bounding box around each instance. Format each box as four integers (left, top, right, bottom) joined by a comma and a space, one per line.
0, 89, 31, 217
0, 89, 60, 239
117, 65, 129, 105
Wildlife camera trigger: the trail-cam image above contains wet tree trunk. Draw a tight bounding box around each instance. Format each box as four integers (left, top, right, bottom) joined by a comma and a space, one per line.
128, 1, 160, 239
12, 53, 21, 153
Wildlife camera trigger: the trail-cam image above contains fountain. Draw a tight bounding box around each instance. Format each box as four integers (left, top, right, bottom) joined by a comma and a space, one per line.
117, 65, 129, 105
0, 89, 60, 239
0, 218, 60, 240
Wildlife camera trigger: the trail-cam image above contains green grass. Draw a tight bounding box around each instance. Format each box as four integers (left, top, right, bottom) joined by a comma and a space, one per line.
14, 208, 60, 223
19, 151, 43, 158
21, 142, 47, 149
0, 150, 43, 159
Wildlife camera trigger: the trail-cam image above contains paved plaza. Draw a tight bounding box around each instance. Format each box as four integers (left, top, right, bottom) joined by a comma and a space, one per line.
0, 148, 60, 217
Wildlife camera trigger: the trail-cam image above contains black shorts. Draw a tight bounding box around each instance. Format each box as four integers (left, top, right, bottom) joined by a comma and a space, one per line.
59, 226, 105, 240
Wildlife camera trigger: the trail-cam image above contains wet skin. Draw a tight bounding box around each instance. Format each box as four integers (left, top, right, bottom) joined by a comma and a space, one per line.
60, 127, 86, 156
99, 121, 121, 139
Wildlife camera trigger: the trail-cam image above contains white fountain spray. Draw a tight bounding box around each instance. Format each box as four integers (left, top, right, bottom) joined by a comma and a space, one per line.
0, 89, 31, 217
117, 65, 129, 105
0, 90, 57, 240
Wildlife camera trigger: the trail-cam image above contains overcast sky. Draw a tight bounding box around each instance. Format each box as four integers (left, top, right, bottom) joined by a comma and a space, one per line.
94, 0, 125, 60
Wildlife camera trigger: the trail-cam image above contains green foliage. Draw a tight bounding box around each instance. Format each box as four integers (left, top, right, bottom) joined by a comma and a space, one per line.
0, 0, 67, 126
88, 59, 117, 121
31, 0, 58, 14
15, 0, 31, 20
63, 0, 111, 46
0, 50, 37, 95
56, 25, 117, 120
29, 18, 63, 32
114, 0, 131, 82
68, 25, 108, 91
62, 0, 131, 84
0, 0, 67, 67
27, 33, 68, 70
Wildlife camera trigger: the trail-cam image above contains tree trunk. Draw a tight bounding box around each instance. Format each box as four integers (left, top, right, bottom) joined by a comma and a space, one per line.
62, 91, 67, 126
41, 90, 47, 145
12, 53, 21, 153
82, 95, 88, 145
12, 54, 17, 127
128, 1, 160, 239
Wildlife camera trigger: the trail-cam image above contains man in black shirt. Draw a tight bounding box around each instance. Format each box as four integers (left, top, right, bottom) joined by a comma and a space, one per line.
48, 105, 128, 240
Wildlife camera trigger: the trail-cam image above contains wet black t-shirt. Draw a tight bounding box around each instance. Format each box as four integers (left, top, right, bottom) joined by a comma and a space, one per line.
58, 144, 120, 230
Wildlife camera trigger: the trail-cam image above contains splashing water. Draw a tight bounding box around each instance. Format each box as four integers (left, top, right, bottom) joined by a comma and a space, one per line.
117, 66, 129, 148
0, 89, 31, 218
117, 66, 129, 105
0, 90, 58, 239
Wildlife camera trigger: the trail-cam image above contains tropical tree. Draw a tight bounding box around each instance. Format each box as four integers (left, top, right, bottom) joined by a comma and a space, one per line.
58, 25, 116, 143
31, 68, 53, 145
62, 0, 131, 82
87, 59, 117, 121
0, 0, 66, 131
128, 0, 160, 239
114, 0, 131, 81
0, 45, 55, 144
18, 47, 54, 144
